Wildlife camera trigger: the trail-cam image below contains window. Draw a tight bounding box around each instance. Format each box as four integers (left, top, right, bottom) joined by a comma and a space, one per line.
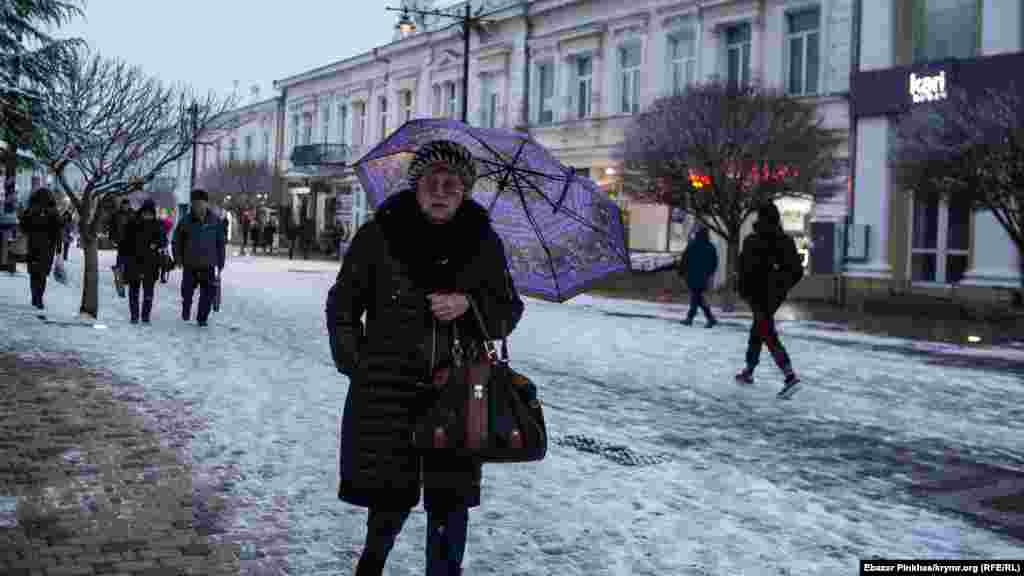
321, 102, 331, 143
480, 76, 498, 128
356, 102, 367, 145
401, 90, 414, 123
910, 192, 971, 283
263, 131, 271, 164
445, 82, 458, 118
787, 8, 821, 96
291, 113, 300, 150
229, 138, 237, 162
913, 0, 980, 63
575, 56, 593, 119
379, 96, 388, 139
338, 104, 349, 145
619, 43, 641, 114
725, 23, 752, 90
537, 63, 555, 123
302, 113, 313, 145
244, 135, 253, 161
668, 25, 697, 95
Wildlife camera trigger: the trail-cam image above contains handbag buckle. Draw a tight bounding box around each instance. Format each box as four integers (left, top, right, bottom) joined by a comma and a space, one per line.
473, 384, 484, 400
483, 340, 499, 362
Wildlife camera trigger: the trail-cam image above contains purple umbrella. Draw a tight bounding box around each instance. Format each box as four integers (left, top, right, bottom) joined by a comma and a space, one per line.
353, 118, 630, 302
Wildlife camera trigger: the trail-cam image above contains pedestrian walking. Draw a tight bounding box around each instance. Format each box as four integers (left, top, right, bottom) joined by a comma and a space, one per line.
172, 189, 226, 327
287, 216, 299, 260
61, 210, 74, 261
239, 211, 250, 256
735, 203, 805, 398
263, 217, 276, 254
121, 200, 166, 324
250, 217, 263, 257
107, 198, 133, 297
329, 140, 525, 576
159, 212, 174, 283
679, 226, 718, 327
18, 188, 63, 310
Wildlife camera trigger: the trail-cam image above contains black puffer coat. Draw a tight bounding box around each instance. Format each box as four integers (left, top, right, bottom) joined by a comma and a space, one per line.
121, 216, 167, 281
329, 189, 525, 511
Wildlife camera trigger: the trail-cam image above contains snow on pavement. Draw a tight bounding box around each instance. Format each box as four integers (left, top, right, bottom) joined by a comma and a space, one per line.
0, 251, 1022, 575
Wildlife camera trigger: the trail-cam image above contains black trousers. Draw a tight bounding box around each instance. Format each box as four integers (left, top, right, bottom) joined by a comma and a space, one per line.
28, 260, 50, 307
686, 288, 715, 321
745, 304, 792, 372
127, 268, 157, 320
355, 506, 468, 576
181, 266, 215, 322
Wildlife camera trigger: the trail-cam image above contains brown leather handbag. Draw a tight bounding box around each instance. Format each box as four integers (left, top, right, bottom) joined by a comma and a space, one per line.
414, 299, 547, 463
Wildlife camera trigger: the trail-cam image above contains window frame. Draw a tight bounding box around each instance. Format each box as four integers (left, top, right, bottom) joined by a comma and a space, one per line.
536, 62, 555, 124
244, 134, 253, 161
446, 82, 458, 119
321, 100, 331, 143
908, 191, 971, 285
667, 21, 698, 96
784, 6, 822, 97
378, 95, 388, 140
911, 0, 982, 64
574, 55, 594, 119
401, 90, 414, 123
724, 22, 752, 90
338, 103, 349, 146
618, 41, 642, 115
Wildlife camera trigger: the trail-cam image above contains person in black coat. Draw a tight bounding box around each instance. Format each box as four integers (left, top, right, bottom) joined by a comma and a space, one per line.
108, 198, 133, 289
328, 140, 525, 576
121, 199, 166, 324
19, 188, 63, 309
735, 203, 805, 398
678, 226, 719, 327
250, 217, 263, 256
263, 217, 276, 254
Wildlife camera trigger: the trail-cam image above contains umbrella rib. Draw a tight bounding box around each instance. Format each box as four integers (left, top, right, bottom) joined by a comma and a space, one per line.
510, 170, 564, 301
554, 168, 573, 214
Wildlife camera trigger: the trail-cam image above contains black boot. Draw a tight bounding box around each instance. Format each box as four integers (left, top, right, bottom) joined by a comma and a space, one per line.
129, 295, 139, 324
181, 301, 191, 322
141, 298, 153, 323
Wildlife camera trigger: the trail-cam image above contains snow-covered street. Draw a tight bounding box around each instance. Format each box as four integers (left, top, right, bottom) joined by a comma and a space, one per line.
2, 251, 1023, 575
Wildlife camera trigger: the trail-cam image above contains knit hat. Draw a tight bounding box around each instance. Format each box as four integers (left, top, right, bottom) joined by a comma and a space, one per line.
407, 140, 477, 193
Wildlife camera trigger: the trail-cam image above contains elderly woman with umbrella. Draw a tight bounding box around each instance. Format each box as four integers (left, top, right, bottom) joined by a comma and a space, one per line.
329, 140, 525, 576
331, 120, 628, 575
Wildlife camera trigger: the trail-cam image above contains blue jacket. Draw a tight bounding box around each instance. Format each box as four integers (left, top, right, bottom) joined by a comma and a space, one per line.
680, 228, 718, 292
173, 211, 225, 270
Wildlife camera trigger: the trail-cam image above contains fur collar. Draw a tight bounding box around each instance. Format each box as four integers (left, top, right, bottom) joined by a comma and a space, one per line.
375, 189, 492, 291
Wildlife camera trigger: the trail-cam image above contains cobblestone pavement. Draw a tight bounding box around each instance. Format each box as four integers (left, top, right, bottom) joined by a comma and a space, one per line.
0, 350, 241, 576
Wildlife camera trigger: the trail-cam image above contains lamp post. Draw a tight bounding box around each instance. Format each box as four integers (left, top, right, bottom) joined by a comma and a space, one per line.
387, 2, 495, 124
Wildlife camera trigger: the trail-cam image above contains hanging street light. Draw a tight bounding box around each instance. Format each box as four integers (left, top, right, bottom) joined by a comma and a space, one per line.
396, 7, 417, 36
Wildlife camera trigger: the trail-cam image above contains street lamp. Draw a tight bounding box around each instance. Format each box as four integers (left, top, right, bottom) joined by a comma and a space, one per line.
386, 2, 495, 123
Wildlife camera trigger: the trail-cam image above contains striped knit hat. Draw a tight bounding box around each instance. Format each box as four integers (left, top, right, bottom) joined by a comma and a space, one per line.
407, 140, 477, 193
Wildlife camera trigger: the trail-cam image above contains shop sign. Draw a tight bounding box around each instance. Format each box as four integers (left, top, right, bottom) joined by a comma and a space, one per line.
909, 70, 948, 104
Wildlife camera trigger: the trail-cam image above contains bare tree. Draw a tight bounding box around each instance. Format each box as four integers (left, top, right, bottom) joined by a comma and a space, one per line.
622, 80, 843, 308
895, 84, 1024, 291
0, 0, 84, 270
33, 48, 236, 318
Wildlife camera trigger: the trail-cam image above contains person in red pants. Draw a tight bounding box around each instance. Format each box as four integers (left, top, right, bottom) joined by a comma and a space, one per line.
735, 203, 805, 399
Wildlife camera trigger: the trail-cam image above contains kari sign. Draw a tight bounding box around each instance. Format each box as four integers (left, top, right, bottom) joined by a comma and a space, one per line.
909, 71, 948, 103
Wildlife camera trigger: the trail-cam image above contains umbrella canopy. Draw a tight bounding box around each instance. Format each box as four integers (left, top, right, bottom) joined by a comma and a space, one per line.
353, 119, 630, 302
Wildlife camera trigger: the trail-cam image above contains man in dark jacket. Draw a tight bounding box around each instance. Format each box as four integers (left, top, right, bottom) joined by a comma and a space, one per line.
19, 188, 63, 309
735, 203, 804, 398
121, 199, 166, 324
172, 189, 225, 327
679, 226, 718, 327
328, 140, 524, 576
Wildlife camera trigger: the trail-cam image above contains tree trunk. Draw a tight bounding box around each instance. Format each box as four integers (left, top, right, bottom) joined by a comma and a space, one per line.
722, 239, 741, 313
80, 234, 99, 319
78, 198, 100, 319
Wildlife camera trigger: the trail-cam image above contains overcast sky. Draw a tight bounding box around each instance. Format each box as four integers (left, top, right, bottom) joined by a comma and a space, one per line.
60, 1, 402, 102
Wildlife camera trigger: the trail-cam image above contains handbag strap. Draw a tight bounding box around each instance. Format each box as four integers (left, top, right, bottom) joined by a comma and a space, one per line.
468, 297, 508, 363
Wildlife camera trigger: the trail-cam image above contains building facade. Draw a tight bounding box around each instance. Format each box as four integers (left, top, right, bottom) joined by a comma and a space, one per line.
845, 0, 1024, 305
270, 0, 855, 282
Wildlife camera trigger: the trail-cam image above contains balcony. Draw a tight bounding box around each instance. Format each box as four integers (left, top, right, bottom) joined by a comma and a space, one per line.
289, 143, 350, 167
